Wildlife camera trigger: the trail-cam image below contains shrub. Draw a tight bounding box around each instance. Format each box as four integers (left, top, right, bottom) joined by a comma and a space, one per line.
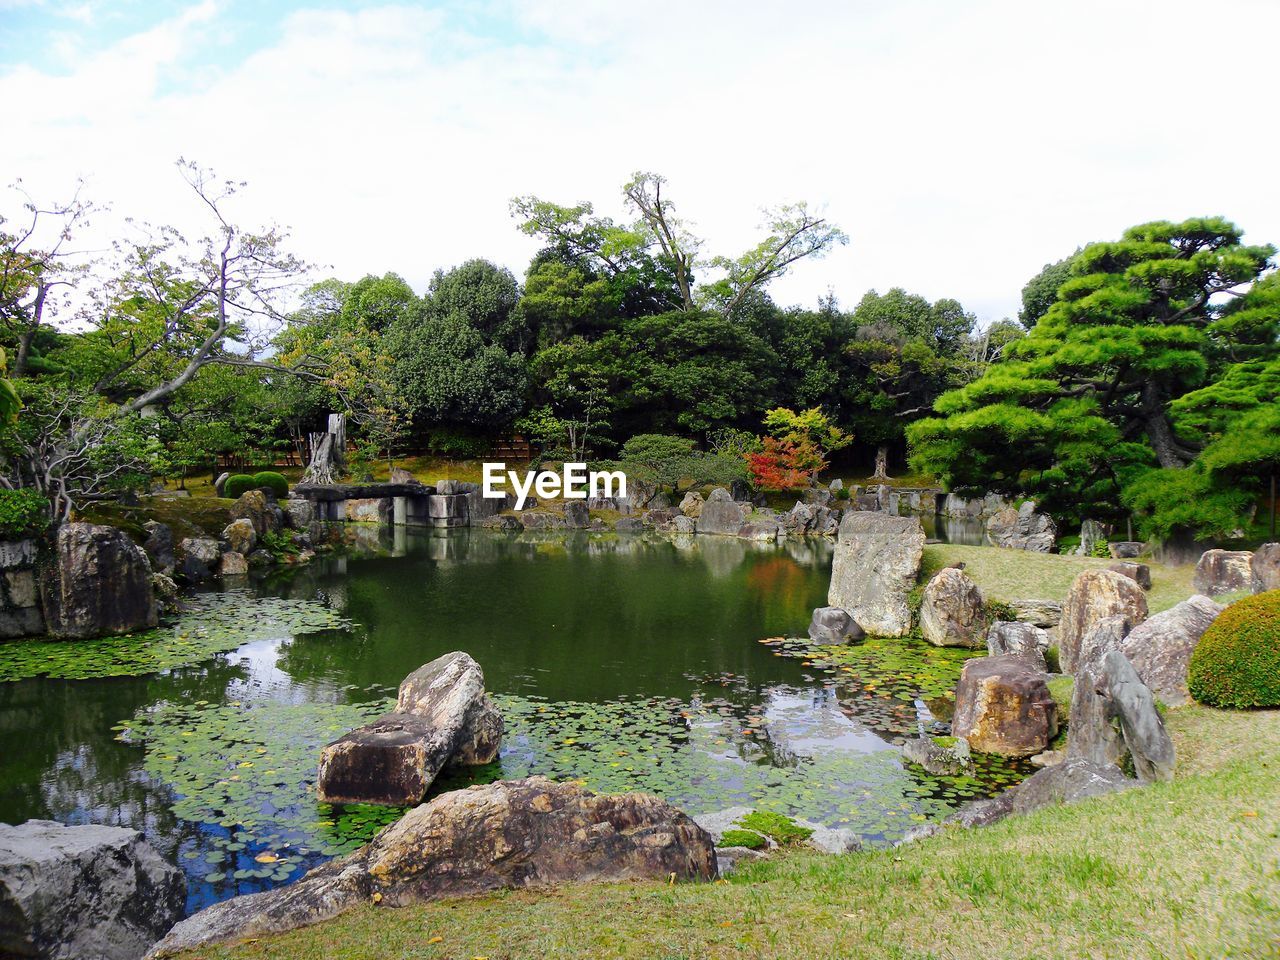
0, 488, 49, 540
251, 471, 290, 499
1188, 591, 1280, 708
223, 475, 257, 500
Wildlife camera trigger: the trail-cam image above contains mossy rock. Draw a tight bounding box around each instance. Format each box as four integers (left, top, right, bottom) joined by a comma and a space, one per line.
734, 810, 814, 846
1189, 590, 1280, 708
719, 829, 767, 850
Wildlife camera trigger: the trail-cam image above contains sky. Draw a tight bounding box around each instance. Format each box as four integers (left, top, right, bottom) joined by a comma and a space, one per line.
3, 0, 1279, 325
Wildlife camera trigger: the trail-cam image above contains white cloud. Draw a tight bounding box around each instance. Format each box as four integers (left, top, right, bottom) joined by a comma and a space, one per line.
3, 0, 1279, 323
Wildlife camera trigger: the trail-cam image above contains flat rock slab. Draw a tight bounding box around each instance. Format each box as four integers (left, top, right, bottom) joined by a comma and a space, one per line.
2, 820, 184, 960
952, 654, 1057, 757
149, 777, 716, 958
316, 713, 454, 805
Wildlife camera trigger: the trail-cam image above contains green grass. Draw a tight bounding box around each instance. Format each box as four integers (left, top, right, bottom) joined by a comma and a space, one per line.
921, 543, 1196, 614
183, 706, 1280, 960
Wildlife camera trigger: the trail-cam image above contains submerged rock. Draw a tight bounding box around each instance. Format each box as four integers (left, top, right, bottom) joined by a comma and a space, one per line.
827, 512, 925, 637
920, 567, 987, 648
902, 735, 972, 775
150, 778, 714, 958
1120, 594, 1223, 707
951, 654, 1057, 757
1, 820, 184, 960
40, 523, 157, 640
1059, 569, 1148, 674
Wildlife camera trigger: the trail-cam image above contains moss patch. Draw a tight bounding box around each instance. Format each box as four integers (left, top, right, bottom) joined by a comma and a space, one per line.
719, 829, 767, 850
735, 810, 814, 846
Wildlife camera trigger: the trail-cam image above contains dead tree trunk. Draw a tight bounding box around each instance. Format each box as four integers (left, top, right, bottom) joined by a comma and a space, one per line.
872, 445, 891, 480
301, 413, 346, 484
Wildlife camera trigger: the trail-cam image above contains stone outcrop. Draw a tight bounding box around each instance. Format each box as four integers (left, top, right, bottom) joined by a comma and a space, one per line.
1059, 569, 1148, 674
141, 521, 175, 578
317, 652, 501, 805
985, 501, 1057, 552
39, 523, 157, 640
1253, 543, 1280, 593
1067, 662, 1126, 769
0, 538, 44, 638
920, 567, 987, 648
696, 499, 749, 537
1120, 594, 1223, 706
1008, 598, 1062, 628
1, 820, 184, 960
148, 777, 714, 958
283, 498, 315, 529
678, 491, 705, 518
176, 537, 220, 582
520, 511, 567, 530
482, 514, 522, 531
986, 621, 1051, 670
827, 512, 925, 637
951, 654, 1058, 757
806, 606, 865, 644
1192, 549, 1254, 596
1107, 560, 1151, 590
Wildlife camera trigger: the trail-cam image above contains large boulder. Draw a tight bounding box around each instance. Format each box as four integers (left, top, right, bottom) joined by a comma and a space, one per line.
919, 567, 987, 648
1, 820, 184, 960
1107, 561, 1151, 590
221, 518, 257, 555
678, 491, 705, 518
229, 489, 281, 537
1192, 549, 1254, 596
317, 652, 501, 806
39, 524, 157, 640
148, 777, 715, 958
1008, 598, 1062, 628
176, 537, 220, 582
985, 501, 1057, 552
1120, 594, 1223, 707
562, 501, 590, 528
806, 606, 864, 644
986, 621, 1051, 671
1074, 614, 1130, 675
218, 551, 249, 577
951, 654, 1058, 757
141, 521, 175, 578
1059, 569, 1148, 674
1251, 543, 1280, 593
696, 499, 749, 537
282, 498, 315, 530
1101, 650, 1175, 783
827, 512, 925, 637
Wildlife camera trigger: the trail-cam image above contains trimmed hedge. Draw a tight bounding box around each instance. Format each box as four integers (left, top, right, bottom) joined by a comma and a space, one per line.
1188, 590, 1280, 709
252, 471, 290, 499
223, 475, 257, 500
0, 488, 49, 540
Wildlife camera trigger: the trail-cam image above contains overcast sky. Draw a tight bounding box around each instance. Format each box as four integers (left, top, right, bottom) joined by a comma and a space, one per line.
3, 0, 1279, 325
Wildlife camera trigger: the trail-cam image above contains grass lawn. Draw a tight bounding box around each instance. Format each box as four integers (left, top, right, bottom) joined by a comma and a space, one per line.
182, 705, 1280, 960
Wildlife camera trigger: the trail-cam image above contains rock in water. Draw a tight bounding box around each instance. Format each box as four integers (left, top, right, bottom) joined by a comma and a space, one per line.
920, 567, 988, 648
1, 820, 184, 960
1059, 569, 1148, 674
1120, 594, 1223, 706
176, 537, 220, 582
1101, 650, 1175, 783
39, 523, 157, 640
696, 499, 748, 536
678, 491, 705, 518
141, 521, 175, 578
951, 654, 1058, 757
562, 501, 590, 528
902, 736, 972, 775
1253, 543, 1280, 593
1192, 549, 1254, 596
827, 512, 925, 637
806, 606, 864, 644
986, 621, 1051, 670
147, 778, 715, 958
985, 501, 1057, 552
318, 652, 501, 805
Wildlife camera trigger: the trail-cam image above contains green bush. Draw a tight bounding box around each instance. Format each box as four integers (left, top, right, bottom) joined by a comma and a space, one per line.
1188, 591, 1280, 709
0, 488, 49, 540
223, 475, 257, 500
251, 471, 289, 499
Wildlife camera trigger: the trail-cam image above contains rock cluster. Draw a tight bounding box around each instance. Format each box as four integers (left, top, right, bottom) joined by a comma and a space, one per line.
317, 652, 501, 806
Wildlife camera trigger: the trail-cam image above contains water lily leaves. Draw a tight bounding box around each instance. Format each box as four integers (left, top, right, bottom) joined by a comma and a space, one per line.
0, 591, 352, 682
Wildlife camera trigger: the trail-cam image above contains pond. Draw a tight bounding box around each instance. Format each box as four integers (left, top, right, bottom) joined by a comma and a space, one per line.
0, 527, 1020, 915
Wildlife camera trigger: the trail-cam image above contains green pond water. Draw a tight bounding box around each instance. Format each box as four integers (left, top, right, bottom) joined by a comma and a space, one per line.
0, 526, 1019, 915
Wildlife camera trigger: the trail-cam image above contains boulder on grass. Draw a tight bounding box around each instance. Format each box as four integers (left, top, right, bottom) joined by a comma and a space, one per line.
1107, 561, 1151, 590
1008, 598, 1062, 628
39, 523, 157, 640
1250, 543, 1280, 593
1101, 650, 1175, 783
920, 567, 987, 648
1074, 614, 1130, 675
1192, 549, 1254, 596
1, 820, 184, 960
827, 512, 925, 637
1059, 569, 1148, 674
1067, 664, 1126, 769
147, 777, 715, 959
986, 621, 1051, 670
1120, 594, 1223, 707
1108, 541, 1145, 559
985, 501, 1057, 552
937, 758, 1138, 832
806, 606, 864, 644
951, 654, 1058, 757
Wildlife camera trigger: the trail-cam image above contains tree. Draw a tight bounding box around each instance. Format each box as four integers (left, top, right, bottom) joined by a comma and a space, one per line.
424, 259, 528, 353
1018, 253, 1078, 329
851, 288, 976, 354
909, 217, 1279, 534
614, 433, 746, 493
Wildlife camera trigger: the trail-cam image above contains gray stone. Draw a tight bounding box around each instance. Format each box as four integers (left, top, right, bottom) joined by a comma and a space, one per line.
1108, 541, 1145, 559
1193, 549, 1254, 596
828, 478, 844, 493
283, 498, 315, 529
1074, 614, 1131, 675
783, 501, 815, 535
229, 489, 281, 537
481, 514, 522, 531
939, 758, 1139, 830
1, 820, 184, 960
141, 522, 175, 577
1101, 650, 1175, 783
1120, 594, 1223, 707
176, 537, 220, 582
827, 512, 925, 637
672, 515, 696, 534
435, 478, 459, 495
952, 655, 1058, 757
614, 517, 643, 533
1008, 598, 1062, 628
985, 501, 1057, 552
40, 524, 157, 640
678, 491, 705, 518
0, 539, 37, 569
1107, 561, 1151, 590
920, 567, 988, 648
706, 486, 733, 503
986, 621, 1051, 670
219, 551, 249, 577
1077, 519, 1108, 556
562, 500, 590, 528
1067, 665, 1126, 768
696, 500, 749, 537
388, 466, 417, 485
729, 480, 753, 502
1059, 569, 1148, 674
737, 521, 782, 542
221, 518, 257, 555
1252, 543, 1280, 593
902, 735, 972, 775
806, 606, 865, 644
520, 511, 567, 530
